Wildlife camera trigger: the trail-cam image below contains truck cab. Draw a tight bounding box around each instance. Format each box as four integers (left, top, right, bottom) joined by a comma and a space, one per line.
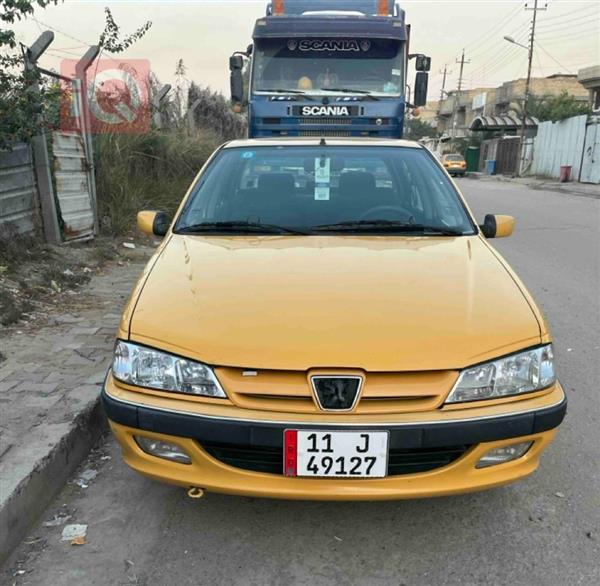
230, 0, 430, 138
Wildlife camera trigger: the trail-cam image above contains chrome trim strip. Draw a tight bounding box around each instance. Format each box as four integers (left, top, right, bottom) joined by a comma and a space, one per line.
104, 383, 565, 428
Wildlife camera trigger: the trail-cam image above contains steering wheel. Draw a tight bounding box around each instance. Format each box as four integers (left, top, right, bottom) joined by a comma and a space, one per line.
359, 206, 414, 222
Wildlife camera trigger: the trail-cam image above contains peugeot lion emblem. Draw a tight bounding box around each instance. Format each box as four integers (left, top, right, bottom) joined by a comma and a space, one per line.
311, 376, 363, 411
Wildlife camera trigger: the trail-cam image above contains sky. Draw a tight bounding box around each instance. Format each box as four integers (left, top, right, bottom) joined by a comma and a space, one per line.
10, 0, 600, 102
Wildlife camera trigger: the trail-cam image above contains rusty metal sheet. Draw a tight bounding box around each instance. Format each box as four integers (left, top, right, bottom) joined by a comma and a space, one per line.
52, 131, 94, 240
0, 143, 38, 235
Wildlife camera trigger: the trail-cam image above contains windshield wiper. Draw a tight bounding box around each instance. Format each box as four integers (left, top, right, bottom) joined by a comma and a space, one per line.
320, 88, 380, 101
258, 88, 314, 100
313, 220, 464, 236
176, 221, 310, 235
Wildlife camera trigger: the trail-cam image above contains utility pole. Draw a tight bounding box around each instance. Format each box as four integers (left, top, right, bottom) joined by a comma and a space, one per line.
437, 64, 451, 135
517, 0, 546, 176
439, 65, 450, 104
451, 49, 469, 139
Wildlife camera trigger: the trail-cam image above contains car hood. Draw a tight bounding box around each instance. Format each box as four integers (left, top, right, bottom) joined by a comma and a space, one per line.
129, 234, 542, 371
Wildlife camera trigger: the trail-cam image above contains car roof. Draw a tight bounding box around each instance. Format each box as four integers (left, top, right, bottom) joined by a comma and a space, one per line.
223, 137, 423, 149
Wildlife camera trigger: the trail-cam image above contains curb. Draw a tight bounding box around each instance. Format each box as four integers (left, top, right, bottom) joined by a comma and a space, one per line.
471, 174, 600, 199
0, 394, 107, 565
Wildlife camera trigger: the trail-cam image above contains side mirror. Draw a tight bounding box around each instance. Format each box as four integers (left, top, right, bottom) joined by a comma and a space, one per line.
415, 54, 431, 72
480, 214, 515, 238
413, 72, 428, 107
137, 210, 171, 237
229, 55, 245, 104
229, 54, 243, 71
246, 44, 253, 56
230, 70, 244, 104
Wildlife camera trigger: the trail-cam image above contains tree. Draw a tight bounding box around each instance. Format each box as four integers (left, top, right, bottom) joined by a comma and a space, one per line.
528, 91, 591, 123
0, 0, 59, 148
98, 7, 152, 54
405, 117, 437, 141
173, 58, 188, 122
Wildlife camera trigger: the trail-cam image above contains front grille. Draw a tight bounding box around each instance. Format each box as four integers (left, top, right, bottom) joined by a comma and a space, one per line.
216, 367, 456, 415
201, 441, 471, 476
297, 130, 352, 137
298, 117, 353, 125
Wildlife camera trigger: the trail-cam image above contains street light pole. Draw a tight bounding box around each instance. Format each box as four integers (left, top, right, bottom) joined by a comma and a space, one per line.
515, 0, 546, 176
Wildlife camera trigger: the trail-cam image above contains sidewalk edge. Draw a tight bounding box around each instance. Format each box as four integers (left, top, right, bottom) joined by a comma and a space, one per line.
0, 395, 107, 565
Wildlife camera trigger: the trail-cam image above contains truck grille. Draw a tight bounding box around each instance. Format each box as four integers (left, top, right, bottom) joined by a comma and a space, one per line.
200, 441, 472, 476
298, 117, 353, 125
297, 130, 352, 137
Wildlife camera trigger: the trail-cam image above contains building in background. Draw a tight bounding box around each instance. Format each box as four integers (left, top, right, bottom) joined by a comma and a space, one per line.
437, 73, 589, 137
416, 101, 439, 128
577, 66, 600, 112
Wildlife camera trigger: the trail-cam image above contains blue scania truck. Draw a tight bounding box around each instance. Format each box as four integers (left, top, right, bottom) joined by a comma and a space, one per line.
229, 0, 430, 138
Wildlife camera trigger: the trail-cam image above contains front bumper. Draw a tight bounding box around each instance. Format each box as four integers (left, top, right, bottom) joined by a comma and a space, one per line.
103, 377, 566, 500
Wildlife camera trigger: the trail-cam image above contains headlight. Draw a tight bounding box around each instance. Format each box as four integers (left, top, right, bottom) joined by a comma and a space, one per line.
445, 345, 555, 403
112, 340, 227, 398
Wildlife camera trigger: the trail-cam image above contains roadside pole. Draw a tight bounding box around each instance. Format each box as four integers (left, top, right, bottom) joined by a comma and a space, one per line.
75, 46, 101, 235
451, 50, 469, 139
152, 84, 172, 129
25, 32, 62, 245
517, 0, 546, 176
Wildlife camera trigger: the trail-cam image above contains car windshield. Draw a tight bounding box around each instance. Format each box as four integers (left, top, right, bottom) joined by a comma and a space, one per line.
175, 146, 476, 235
252, 38, 404, 96
445, 155, 464, 161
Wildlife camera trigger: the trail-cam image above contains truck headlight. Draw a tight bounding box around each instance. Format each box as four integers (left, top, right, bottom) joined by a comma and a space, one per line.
445, 345, 555, 403
112, 340, 227, 398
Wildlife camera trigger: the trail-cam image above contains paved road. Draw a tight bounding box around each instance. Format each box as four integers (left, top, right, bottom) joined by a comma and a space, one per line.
4, 180, 599, 585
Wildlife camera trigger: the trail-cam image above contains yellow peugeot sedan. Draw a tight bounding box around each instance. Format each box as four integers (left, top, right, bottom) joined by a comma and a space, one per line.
103, 138, 566, 500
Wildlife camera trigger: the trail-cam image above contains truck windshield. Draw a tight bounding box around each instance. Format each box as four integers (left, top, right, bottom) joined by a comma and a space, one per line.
252, 38, 404, 96
175, 146, 476, 235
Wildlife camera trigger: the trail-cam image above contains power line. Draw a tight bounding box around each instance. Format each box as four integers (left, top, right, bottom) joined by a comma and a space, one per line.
537, 15, 600, 33
537, 25, 600, 42
468, 41, 524, 80
462, 3, 524, 53
466, 19, 531, 80
536, 5, 600, 28
534, 2, 599, 23
535, 41, 574, 73
468, 19, 531, 63
30, 16, 94, 47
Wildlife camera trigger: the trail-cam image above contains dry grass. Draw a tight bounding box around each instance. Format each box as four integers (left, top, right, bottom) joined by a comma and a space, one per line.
94, 129, 220, 235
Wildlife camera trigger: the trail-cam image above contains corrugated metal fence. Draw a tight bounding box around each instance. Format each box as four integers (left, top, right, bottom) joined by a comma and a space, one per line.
52, 131, 95, 241
530, 115, 589, 180
0, 143, 38, 235
580, 117, 600, 184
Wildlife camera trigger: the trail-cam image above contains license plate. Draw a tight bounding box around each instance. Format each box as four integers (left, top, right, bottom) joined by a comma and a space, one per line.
284, 430, 388, 478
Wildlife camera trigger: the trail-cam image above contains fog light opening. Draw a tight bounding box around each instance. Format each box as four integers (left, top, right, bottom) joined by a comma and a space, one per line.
134, 436, 192, 464
476, 441, 533, 469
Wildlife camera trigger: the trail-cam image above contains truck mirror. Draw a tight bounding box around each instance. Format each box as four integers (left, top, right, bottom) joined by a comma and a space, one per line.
415, 55, 431, 72
229, 54, 243, 71
414, 72, 428, 107
246, 44, 253, 56
230, 68, 244, 104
